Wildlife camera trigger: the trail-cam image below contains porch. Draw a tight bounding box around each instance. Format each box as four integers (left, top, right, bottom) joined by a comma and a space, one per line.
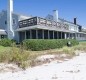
16, 17, 86, 42
18, 29, 75, 42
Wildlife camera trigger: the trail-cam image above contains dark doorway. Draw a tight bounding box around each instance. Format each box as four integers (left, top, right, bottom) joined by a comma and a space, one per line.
32, 30, 36, 39
19, 32, 25, 42
38, 30, 43, 39
26, 31, 30, 39
62, 32, 65, 39
44, 30, 48, 39
54, 31, 57, 39
49, 31, 53, 39
58, 32, 61, 39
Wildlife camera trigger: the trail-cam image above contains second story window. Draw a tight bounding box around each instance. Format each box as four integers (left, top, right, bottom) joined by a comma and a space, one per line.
5, 21, 7, 25
13, 19, 16, 24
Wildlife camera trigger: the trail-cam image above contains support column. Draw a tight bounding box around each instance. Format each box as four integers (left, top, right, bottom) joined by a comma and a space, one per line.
61, 32, 62, 39
30, 30, 32, 39
69, 33, 70, 39
53, 31, 54, 39
48, 30, 50, 39
36, 30, 38, 39
72, 33, 73, 39
57, 32, 58, 39
65, 33, 67, 39
75, 33, 76, 39
18, 33, 20, 43
25, 31, 26, 39
42, 30, 44, 39
70, 33, 72, 39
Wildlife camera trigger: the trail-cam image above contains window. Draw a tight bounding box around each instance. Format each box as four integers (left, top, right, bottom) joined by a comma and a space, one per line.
5, 21, 7, 25
1, 35, 4, 39
13, 19, 16, 24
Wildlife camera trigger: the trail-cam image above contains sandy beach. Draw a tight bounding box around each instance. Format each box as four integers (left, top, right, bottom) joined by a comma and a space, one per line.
0, 52, 86, 80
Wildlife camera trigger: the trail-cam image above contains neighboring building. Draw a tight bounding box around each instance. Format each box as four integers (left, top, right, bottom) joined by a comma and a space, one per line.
82, 28, 86, 33
0, 0, 86, 42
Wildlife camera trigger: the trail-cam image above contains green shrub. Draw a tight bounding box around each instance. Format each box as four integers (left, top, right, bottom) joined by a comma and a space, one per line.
69, 39, 79, 46
0, 39, 13, 47
23, 39, 79, 51
73, 42, 86, 51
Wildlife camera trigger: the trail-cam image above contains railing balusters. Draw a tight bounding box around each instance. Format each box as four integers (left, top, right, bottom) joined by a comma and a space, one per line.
19, 17, 69, 30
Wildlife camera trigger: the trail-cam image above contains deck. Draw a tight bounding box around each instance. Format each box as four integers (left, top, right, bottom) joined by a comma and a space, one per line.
19, 17, 69, 30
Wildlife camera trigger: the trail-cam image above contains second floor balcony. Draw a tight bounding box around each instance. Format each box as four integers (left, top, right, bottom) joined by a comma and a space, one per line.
19, 17, 69, 30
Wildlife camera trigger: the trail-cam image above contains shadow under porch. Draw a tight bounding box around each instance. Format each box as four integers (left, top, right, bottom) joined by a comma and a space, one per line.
19, 29, 74, 42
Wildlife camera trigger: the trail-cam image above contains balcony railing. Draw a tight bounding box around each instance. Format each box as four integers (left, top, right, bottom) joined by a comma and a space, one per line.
19, 17, 69, 30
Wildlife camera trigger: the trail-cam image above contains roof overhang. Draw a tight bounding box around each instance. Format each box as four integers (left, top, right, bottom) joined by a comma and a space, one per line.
76, 31, 86, 34
16, 25, 77, 33
0, 29, 7, 35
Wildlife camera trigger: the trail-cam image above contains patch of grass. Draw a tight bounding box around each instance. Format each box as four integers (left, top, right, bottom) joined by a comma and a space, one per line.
73, 42, 86, 51
0, 46, 10, 53
62, 47, 75, 56
0, 44, 44, 69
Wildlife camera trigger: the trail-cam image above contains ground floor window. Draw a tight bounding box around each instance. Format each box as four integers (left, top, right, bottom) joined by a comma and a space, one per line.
26, 31, 30, 39
54, 31, 58, 39
58, 32, 61, 39
32, 30, 36, 39
19, 32, 25, 42
38, 30, 43, 39
44, 30, 48, 39
62, 32, 65, 39
0, 35, 7, 39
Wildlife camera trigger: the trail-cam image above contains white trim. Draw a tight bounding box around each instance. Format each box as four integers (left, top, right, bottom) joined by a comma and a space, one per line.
16, 25, 76, 33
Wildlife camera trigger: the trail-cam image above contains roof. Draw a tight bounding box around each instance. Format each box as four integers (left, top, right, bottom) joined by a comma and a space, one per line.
59, 18, 81, 26
16, 25, 76, 33
13, 12, 32, 18
0, 29, 7, 35
46, 14, 81, 26
0, 10, 32, 18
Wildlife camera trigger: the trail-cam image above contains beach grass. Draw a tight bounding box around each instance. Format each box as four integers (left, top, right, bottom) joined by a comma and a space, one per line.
0, 41, 86, 69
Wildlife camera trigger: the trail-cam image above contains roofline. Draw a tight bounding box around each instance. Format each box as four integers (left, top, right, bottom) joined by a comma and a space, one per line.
0, 29, 7, 35
0, 10, 32, 18
13, 12, 32, 18
0, 10, 82, 27
58, 18, 81, 26
16, 25, 77, 33
0, 29, 6, 31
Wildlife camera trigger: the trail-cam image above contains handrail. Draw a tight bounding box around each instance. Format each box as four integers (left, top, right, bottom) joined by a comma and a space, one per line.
19, 17, 69, 30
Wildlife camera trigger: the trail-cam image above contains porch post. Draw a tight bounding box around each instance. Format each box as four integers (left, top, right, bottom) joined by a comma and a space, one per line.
53, 31, 54, 39
36, 29, 38, 39
65, 33, 67, 39
30, 30, 32, 39
42, 30, 44, 39
48, 30, 50, 39
69, 33, 70, 39
75, 33, 77, 39
18, 33, 20, 43
61, 32, 62, 39
25, 31, 26, 39
57, 32, 58, 39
